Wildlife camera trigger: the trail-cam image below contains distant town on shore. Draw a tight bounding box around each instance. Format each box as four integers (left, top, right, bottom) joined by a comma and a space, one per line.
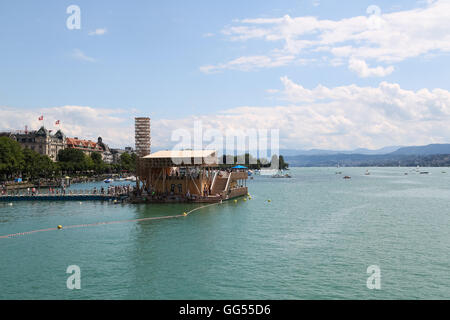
1, 122, 450, 187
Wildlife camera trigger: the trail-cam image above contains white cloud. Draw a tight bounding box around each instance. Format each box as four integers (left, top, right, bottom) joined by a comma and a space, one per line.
348, 58, 394, 77
88, 28, 107, 36
0, 105, 133, 148
71, 49, 96, 62
201, 0, 450, 76
152, 78, 450, 150
2, 78, 450, 151
200, 55, 296, 73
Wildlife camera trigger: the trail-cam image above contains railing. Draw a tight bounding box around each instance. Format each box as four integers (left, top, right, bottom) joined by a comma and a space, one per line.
224, 174, 232, 193
210, 171, 218, 192
229, 171, 248, 180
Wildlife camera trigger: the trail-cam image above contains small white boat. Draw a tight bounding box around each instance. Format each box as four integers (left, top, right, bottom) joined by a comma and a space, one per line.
271, 170, 291, 178
104, 178, 113, 183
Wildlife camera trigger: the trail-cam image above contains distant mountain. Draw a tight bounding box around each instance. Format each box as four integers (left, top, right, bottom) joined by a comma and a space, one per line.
280, 146, 402, 157
351, 146, 403, 155
284, 143, 450, 167
389, 144, 450, 156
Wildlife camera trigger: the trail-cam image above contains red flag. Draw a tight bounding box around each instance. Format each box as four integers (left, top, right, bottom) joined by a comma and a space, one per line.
38, 115, 43, 121
55, 120, 60, 125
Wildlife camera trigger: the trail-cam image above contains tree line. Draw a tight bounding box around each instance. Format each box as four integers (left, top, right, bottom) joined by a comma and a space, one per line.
0, 137, 136, 182
218, 153, 289, 170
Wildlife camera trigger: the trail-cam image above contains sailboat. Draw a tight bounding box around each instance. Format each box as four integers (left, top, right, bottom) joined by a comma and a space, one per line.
335, 163, 342, 174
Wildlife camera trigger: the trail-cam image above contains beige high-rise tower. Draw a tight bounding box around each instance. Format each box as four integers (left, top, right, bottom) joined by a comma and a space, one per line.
135, 117, 151, 157
135, 117, 151, 189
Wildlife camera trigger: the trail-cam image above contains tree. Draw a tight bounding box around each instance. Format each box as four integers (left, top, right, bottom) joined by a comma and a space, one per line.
120, 152, 133, 172
90, 152, 103, 165
279, 155, 289, 170
57, 148, 90, 173
0, 137, 24, 180
58, 148, 86, 163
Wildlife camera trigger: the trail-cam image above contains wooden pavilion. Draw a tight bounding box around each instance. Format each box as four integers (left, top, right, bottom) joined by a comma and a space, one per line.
135, 150, 248, 203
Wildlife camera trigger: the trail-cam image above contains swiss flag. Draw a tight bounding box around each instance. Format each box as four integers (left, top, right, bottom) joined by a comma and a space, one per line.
38, 115, 43, 121
55, 120, 60, 125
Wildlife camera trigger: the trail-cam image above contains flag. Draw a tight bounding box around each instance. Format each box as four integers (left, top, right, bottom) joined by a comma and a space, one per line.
38, 116, 43, 121
55, 120, 60, 125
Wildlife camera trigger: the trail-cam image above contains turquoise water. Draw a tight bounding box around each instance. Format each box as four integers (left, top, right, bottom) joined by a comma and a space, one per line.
1, 167, 449, 299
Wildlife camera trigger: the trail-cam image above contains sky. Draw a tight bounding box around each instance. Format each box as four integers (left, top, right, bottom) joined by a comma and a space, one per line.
1, 0, 450, 150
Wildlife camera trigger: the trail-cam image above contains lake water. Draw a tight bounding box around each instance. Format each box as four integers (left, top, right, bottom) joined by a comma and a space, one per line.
1, 167, 449, 299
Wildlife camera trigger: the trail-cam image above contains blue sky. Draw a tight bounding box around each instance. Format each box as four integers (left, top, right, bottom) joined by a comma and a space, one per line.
1, 0, 450, 149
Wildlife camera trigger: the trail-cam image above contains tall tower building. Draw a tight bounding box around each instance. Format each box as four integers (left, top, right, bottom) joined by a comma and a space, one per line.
135, 117, 151, 157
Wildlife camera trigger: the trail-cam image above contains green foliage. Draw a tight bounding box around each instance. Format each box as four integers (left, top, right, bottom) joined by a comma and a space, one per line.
120, 152, 132, 169
0, 137, 56, 180
90, 152, 102, 164
57, 148, 89, 173
1, 136, 138, 182
279, 155, 289, 170
57, 148, 86, 163
0, 137, 24, 179
218, 153, 289, 170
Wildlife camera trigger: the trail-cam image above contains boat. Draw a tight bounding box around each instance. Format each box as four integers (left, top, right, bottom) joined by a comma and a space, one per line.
271, 170, 291, 178
343, 176, 351, 179
125, 176, 137, 182
104, 178, 113, 183
419, 172, 429, 175
272, 173, 291, 178
365, 170, 370, 175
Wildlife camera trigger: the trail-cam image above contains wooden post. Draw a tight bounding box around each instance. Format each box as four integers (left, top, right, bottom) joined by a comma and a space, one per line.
162, 168, 166, 193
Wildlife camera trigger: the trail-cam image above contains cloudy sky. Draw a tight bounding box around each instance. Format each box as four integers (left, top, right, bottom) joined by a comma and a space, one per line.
1, 0, 450, 150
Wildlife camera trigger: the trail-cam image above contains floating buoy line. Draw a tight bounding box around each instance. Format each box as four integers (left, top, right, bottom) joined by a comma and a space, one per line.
0, 201, 224, 239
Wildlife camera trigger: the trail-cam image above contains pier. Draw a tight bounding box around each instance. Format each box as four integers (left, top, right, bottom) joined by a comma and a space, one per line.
0, 186, 132, 202
0, 194, 127, 202
135, 150, 248, 204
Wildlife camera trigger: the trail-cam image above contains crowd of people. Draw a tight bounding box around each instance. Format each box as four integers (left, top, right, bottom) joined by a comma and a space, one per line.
93, 184, 134, 196
1, 183, 135, 197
